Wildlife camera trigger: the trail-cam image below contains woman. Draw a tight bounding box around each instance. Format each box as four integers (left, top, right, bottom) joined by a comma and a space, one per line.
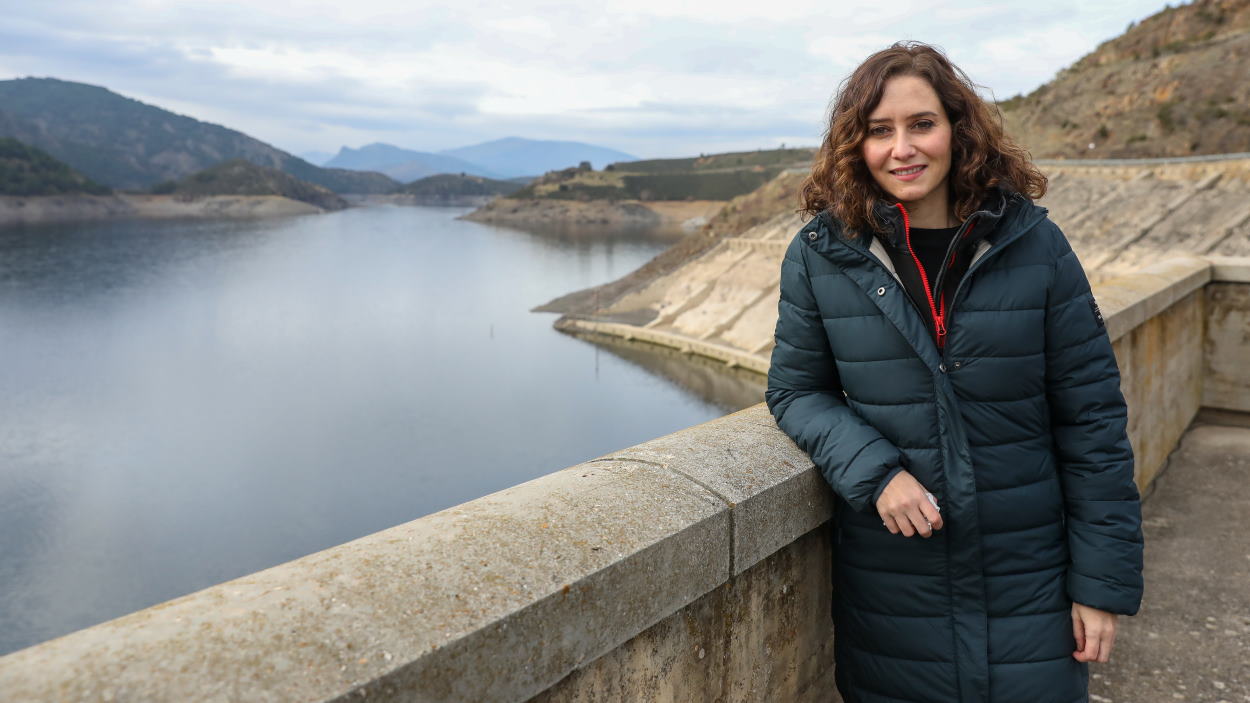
766, 42, 1143, 703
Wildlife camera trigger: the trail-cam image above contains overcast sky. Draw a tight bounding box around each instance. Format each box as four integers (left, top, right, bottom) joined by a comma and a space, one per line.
2, 0, 1170, 159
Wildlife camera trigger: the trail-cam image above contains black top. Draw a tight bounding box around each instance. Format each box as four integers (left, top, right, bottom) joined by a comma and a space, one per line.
909, 225, 961, 288
878, 221, 981, 346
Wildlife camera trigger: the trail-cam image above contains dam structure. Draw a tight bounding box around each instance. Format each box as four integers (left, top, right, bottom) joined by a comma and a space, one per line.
1, 157, 1249, 701
555, 154, 1250, 374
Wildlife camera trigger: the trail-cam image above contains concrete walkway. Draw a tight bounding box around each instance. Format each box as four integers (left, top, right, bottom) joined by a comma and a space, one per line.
1092, 419, 1250, 702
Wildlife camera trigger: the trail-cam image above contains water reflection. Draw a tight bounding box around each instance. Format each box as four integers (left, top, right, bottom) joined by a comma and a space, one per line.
0, 206, 757, 655
562, 330, 767, 413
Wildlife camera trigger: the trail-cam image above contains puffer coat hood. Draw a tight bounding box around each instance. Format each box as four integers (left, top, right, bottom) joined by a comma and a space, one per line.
766, 193, 1144, 703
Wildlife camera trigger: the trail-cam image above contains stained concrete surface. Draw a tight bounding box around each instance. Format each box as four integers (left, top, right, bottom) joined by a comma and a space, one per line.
1092, 421, 1250, 702
529, 420, 1250, 703
531, 527, 838, 703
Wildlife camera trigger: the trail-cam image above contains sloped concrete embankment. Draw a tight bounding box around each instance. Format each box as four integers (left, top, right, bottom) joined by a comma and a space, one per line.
1038, 154, 1250, 282
1, 258, 1247, 702
551, 155, 1250, 381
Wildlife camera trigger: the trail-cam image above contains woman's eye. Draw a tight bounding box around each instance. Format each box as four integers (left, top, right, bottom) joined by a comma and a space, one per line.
869, 126, 890, 137
914, 120, 935, 130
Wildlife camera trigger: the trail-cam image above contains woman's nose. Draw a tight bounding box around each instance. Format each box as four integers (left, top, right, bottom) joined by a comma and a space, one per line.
891, 133, 916, 160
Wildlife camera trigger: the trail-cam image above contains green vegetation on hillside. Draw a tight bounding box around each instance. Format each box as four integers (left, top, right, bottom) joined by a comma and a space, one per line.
609, 148, 815, 174
151, 159, 348, 210
395, 173, 524, 198
0, 137, 110, 196
509, 148, 812, 202
0, 78, 397, 193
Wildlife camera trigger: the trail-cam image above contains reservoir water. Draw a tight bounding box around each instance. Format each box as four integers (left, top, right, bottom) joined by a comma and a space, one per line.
0, 205, 765, 655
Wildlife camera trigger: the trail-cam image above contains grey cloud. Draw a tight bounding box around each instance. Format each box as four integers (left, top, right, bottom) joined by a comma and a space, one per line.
2, 0, 1171, 158
0, 23, 488, 136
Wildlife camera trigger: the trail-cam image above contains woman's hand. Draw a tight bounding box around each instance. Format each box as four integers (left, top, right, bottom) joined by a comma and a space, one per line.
875, 470, 943, 537
1071, 602, 1118, 663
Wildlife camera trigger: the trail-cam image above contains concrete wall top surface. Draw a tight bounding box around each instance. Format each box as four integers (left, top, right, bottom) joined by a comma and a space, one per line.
1, 257, 1247, 702
0, 404, 829, 703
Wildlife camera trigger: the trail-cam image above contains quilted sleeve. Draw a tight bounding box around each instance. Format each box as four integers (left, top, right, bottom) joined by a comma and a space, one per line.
766, 237, 905, 513
1043, 226, 1144, 615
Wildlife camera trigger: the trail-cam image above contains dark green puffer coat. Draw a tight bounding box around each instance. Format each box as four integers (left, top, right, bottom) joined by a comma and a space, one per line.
766, 192, 1144, 703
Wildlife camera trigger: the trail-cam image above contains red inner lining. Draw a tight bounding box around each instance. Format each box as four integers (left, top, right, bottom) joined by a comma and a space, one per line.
894, 203, 975, 349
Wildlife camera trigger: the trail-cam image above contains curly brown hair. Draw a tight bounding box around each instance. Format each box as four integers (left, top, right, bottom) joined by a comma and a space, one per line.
800, 41, 1046, 235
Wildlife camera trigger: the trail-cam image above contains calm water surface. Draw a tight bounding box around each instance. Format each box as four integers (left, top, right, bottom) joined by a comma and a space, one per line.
0, 205, 764, 655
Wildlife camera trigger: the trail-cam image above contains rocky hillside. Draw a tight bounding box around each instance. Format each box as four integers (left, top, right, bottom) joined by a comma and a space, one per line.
395, 173, 523, 199
533, 170, 806, 316
0, 78, 397, 193
0, 137, 110, 195
506, 148, 812, 203
1002, 0, 1250, 158
152, 159, 348, 211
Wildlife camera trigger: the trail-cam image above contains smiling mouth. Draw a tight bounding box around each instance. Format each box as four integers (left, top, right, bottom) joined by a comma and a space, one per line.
891, 165, 926, 176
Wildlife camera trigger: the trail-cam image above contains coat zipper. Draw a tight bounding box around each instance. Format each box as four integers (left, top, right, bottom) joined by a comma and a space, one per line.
931, 219, 976, 314
944, 201, 1040, 326
896, 203, 976, 350
820, 200, 1014, 355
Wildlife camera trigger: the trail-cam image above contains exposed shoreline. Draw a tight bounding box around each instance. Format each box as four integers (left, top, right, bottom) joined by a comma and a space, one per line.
345, 193, 496, 208
0, 193, 326, 227
461, 197, 724, 229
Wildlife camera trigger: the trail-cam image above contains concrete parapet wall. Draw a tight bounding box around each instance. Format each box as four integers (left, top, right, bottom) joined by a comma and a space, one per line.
532, 527, 837, 703
1037, 153, 1250, 182
1203, 258, 1250, 414
0, 405, 830, 702
2, 259, 1248, 702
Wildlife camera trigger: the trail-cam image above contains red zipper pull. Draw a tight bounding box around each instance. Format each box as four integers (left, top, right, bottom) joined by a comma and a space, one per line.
935, 315, 947, 348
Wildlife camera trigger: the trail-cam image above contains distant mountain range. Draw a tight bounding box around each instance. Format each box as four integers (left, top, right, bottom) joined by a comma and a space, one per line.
322, 138, 638, 181
440, 137, 636, 178
0, 77, 396, 193
0, 77, 640, 195
299, 151, 334, 167
324, 143, 497, 181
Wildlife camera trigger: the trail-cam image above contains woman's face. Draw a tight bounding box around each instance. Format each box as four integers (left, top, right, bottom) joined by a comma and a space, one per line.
861, 74, 953, 220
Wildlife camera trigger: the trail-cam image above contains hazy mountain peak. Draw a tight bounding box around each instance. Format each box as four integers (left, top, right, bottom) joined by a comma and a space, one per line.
437, 137, 638, 178
323, 142, 500, 181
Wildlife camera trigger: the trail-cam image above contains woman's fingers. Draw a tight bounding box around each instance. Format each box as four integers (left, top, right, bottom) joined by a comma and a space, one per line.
875, 471, 943, 538
1098, 622, 1116, 663
895, 511, 916, 537
905, 506, 932, 537
1071, 608, 1086, 655
1077, 628, 1103, 662
1071, 603, 1117, 663
919, 496, 943, 532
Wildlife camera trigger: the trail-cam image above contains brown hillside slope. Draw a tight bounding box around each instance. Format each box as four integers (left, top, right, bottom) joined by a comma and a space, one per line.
155, 159, 348, 211
535, 171, 805, 316
1002, 0, 1250, 158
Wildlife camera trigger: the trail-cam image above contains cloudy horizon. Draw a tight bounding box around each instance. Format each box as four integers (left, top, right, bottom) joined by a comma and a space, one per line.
3, 1, 1171, 160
